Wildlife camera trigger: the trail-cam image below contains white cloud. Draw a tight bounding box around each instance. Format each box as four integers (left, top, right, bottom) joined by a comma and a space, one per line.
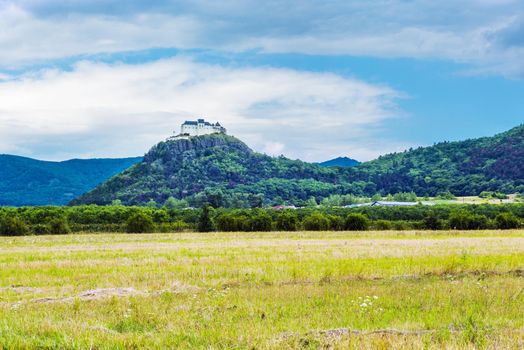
1, 1, 524, 76
0, 58, 402, 161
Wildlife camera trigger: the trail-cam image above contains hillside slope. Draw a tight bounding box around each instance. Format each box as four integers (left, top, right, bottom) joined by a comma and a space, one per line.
349, 124, 524, 196
0, 155, 142, 206
71, 134, 351, 206
72, 125, 524, 206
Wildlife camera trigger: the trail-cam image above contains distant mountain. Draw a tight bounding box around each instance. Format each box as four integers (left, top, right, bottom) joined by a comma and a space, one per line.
0, 155, 142, 206
72, 124, 524, 207
318, 157, 360, 168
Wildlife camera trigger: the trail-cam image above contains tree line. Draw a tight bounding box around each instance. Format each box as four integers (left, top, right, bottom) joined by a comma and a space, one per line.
0, 203, 522, 236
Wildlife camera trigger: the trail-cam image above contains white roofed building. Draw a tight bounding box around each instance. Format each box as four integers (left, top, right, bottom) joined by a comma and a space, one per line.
171, 118, 226, 139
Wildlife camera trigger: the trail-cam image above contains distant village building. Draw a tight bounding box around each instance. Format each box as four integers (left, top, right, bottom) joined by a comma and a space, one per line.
171, 118, 226, 140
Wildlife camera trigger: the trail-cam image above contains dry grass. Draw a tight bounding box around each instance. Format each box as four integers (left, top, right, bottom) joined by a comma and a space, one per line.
0, 230, 523, 349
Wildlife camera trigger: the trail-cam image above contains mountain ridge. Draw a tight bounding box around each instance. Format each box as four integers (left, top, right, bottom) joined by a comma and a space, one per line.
0, 155, 143, 206
72, 124, 523, 206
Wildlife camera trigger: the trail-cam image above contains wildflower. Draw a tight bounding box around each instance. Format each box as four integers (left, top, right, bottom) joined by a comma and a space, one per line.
373, 295, 379, 300
360, 302, 368, 307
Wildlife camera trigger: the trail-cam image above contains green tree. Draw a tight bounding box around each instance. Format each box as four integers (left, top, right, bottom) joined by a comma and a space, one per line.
495, 212, 520, 229
249, 211, 273, 231
198, 204, 215, 232
48, 217, 71, 234
164, 197, 188, 209
275, 211, 298, 231
0, 216, 29, 236
423, 210, 442, 230
126, 212, 155, 233
145, 199, 158, 208
302, 212, 330, 231
344, 213, 370, 231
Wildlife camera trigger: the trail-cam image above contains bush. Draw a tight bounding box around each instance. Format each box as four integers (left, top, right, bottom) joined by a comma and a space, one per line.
328, 215, 344, 231
276, 211, 298, 231
495, 212, 520, 229
302, 212, 330, 231
216, 213, 251, 231
437, 191, 456, 200
0, 216, 29, 236
158, 220, 189, 232
448, 210, 489, 230
48, 217, 71, 234
249, 211, 273, 231
423, 211, 442, 230
374, 220, 392, 230
344, 213, 370, 231
126, 212, 155, 233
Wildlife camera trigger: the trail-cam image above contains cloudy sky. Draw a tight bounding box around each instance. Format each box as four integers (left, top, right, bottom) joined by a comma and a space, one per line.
1, 0, 523, 162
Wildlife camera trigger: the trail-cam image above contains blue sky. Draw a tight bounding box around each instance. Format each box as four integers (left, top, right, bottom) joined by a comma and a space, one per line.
0, 0, 523, 162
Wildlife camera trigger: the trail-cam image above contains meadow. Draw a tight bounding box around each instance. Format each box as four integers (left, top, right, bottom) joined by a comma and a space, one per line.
1, 230, 523, 349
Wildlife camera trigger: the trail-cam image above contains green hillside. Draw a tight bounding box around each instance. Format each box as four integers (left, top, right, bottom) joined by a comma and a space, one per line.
349, 124, 524, 196
0, 155, 142, 206
71, 134, 350, 207
72, 125, 524, 207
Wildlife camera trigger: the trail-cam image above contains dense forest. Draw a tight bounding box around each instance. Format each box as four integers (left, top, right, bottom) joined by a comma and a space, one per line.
0, 155, 142, 206
73, 125, 524, 207
350, 124, 524, 196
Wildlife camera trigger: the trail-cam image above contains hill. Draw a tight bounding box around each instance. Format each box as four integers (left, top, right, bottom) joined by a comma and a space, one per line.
72, 125, 523, 207
71, 134, 350, 207
318, 157, 360, 168
0, 155, 142, 206
348, 124, 524, 196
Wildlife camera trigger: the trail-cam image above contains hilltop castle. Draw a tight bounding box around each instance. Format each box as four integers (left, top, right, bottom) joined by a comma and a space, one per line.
171, 118, 226, 139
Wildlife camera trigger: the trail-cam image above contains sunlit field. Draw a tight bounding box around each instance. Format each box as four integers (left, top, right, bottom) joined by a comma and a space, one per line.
1, 230, 523, 349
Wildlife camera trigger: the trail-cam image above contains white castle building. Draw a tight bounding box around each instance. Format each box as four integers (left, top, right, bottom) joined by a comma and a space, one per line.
171, 118, 226, 139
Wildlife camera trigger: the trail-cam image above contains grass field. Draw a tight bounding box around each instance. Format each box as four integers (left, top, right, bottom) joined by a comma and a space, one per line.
1, 230, 523, 349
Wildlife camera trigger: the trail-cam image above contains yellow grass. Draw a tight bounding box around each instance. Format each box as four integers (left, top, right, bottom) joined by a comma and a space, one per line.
1, 230, 523, 349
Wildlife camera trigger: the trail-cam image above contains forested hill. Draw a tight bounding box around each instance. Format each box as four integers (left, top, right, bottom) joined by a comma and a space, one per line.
348, 124, 524, 196
71, 134, 348, 207
71, 125, 523, 207
0, 155, 142, 206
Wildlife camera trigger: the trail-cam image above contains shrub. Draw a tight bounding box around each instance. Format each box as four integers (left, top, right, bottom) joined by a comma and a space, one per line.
276, 211, 298, 231
423, 211, 442, 230
437, 191, 456, 200
344, 213, 370, 231
392, 221, 412, 231
158, 220, 189, 232
0, 216, 29, 236
32, 224, 51, 235
495, 212, 520, 229
328, 215, 344, 231
448, 210, 489, 230
48, 217, 71, 234
302, 212, 330, 231
249, 211, 273, 231
374, 220, 392, 230
216, 213, 252, 231
126, 212, 155, 233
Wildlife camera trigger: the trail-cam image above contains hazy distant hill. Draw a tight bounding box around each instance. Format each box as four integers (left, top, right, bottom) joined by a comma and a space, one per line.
72, 125, 524, 207
0, 155, 142, 206
318, 157, 360, 168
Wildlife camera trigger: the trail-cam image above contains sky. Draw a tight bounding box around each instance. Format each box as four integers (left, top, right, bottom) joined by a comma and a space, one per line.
0, 0, 523, 162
